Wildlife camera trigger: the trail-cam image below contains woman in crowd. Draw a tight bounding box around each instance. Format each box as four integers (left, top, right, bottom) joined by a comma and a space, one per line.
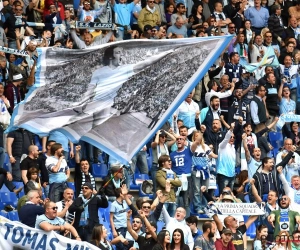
253, 224, 269, 250
170, 228, 189, 250
234, 170, 249, 201
165, 4, 175, 27
152, 230, 171, 250
273, 231, 291, 250
191, 3, 205, 30
156, 155, 181, 217
90, 224, 113, 249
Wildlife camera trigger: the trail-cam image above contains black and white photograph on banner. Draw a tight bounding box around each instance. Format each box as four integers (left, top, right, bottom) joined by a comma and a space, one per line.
8, 37, 231, 162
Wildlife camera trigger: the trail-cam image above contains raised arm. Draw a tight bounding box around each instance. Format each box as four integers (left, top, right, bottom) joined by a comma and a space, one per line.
242, 133, 251, 163
75, 145, 81, 164
126, 210, 138, 240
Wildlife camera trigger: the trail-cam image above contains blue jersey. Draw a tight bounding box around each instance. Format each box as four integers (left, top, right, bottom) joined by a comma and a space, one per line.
170, 147, 193, 175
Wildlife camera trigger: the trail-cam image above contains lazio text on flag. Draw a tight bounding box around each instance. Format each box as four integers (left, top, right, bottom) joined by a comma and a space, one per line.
7, 37, 232, 163
0, 216, 99, 250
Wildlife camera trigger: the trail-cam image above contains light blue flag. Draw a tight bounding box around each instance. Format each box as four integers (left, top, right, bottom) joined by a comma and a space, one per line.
240, 46, 279, 72
6, 37, 232, 164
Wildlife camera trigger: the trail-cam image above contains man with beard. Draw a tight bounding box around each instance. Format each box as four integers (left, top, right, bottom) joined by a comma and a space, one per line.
268, 194, 300, 236
250, 187, 279, 241
278, 167, 300, 211
252, 153, 293, 202
264, 72, 279, 125
126, 210, 157, 250
291, 230, 300, 250
215, 228, 235, 250
194, 221, 216, 250
214, 213, 258, 250
46, 143, 70, 202
69, 182, 108, 241
240, 118, 278, 175
203, 119, 225, 155
228, 87, 250, 126
201, 96, 221, 130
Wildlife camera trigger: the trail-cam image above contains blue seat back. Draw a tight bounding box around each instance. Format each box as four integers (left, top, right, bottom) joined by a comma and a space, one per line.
92, 163, 108, 178
7, 211, 19, 221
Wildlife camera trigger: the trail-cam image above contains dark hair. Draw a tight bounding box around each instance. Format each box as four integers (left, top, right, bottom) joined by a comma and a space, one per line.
50, 143, 62, 156
191, 2, 203, 16
242, 122, 252, 129
179, 125, 188, 132
114, 188, 122, 198
186, 215, 198, 225
103, 46, 118, 66
229, 52, 239, 60
255, 85, 264, 95
170, 229, 185, 249
254, 225, 268, 250
27, 167, 39, 182
262, 157, 272, 169
237, 170, 248, 186
158, 155, 171, 168
91, 224, 107, 246
290, 121, 299, 131
210, 95, 219, 103
207, 79, 216, 91
141, 199, 152, 207
202, 221, 212, 233
156, 230, 170, 248
176, 3, 184, 9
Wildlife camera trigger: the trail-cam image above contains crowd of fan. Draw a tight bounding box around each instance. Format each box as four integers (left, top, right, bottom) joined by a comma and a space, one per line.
0, 0, 300, 249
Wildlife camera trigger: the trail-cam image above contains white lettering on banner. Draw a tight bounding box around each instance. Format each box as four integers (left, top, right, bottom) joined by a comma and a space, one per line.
214, 203, 264, 215
0, 46, 29, 57
0, 216, 98, 250
277, 114, 300, 129
76, 21, 113, 30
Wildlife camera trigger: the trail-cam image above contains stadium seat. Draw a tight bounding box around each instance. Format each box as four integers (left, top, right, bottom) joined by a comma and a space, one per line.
67, 182, 76, 197
0, 211, 8, 218
12, 182, 25, 199
7, 211, 19, 221
34, 135, 43, 151
268, 132, 283, 149
102, 221, 113, 240
92, 162, 108, 178
0, 192, 18, 208
244, 215, 256, 238
272, 148, 280, 158
3, 153, 10, 172
0, 184, 10, 193
157, 221, 165, 233
99, 201, 111, 223
68, 158, 76, 168
147, 149, 153, 171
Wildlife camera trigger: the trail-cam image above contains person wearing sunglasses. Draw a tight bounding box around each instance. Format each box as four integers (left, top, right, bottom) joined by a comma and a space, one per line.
69, 182, 108, 241
78, 0, 105, 22
268, 195, 300, 238
35, 201, 81, 240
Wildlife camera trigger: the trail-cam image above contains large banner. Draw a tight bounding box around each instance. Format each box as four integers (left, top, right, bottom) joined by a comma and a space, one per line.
7, 37, 232, 163
0, 216, 98, 250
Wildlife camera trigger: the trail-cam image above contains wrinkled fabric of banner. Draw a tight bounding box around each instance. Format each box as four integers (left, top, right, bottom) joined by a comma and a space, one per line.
0, 216, 99, 250
7, 37, 232, 163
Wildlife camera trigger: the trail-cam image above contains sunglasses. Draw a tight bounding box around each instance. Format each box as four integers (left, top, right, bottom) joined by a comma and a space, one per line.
132, 220, 141, 223
50, 206, 58, 211
143, 206, 151, 209
176, 138, 184, 141
15, 8, 23, 11
151, 30, 157, 32
280, 197, 288, 201
82, 186, 90, 190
